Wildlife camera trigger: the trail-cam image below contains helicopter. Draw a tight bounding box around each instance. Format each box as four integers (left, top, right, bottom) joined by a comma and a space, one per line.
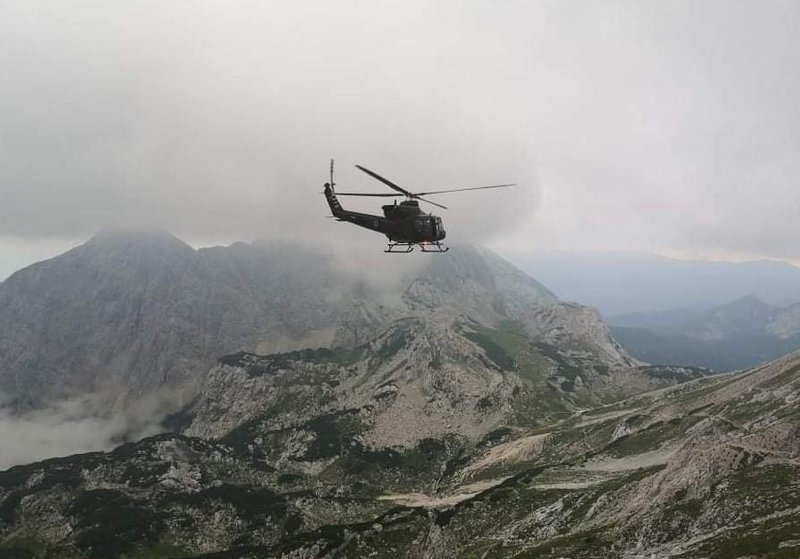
323, 160, 514, 253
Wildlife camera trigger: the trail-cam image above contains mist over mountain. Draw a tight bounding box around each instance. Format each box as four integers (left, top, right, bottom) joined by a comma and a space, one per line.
0, 228, 712, 470
522, 250, 800, 316
0, 229, 356, 410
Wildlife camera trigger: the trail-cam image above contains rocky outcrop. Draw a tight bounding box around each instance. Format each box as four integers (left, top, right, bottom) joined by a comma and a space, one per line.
0, 231, 360, 408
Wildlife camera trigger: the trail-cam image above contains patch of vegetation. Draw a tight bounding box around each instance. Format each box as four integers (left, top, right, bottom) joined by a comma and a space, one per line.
373, 323, 415, 364
279, 347, 363, 366
329, 443, 404, 477
724, 397, 780, 422
0, 536, 57, 559
461, 330, 517, 371
565, 465, 667, 525
762, 363, 800, 390
606, 416, 702, 458
725, 463, 800, 508
429, 351, 444, 370
124, 543, 191, 559
218, 347, 363, 377
318, 436, 464, 492
70, 489, 163, 559
512, 527, 615, 558
340, 520, 427, 558
681, 513, 800, 559
166, 485, 289, 520
0, 460, 84, 525
638, 365, 712, 383
475, 394, 497, 411
479, 428, 513, 447
300, 409, 366, 461
160, 405, 197, 433
666, 496, 704, 518
0, 549, 35, 559
119, 460, 172, 488
277, 473, 303, 486
533, 343, 582, 382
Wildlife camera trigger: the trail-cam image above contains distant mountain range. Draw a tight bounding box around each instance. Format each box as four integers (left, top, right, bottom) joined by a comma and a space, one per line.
610, 295, 800, 371
522, 250, 800, 315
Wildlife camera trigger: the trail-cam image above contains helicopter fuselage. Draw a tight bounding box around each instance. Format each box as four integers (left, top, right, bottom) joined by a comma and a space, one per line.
324, 184, 446, 244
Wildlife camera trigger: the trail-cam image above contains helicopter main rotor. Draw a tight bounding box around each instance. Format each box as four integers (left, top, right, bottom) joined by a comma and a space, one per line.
333, 164, 516, 210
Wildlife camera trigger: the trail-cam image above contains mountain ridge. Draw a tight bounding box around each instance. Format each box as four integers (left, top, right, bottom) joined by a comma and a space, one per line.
611, 294, 800, 371
0, 344, 794, 558
0, 229, 614, 412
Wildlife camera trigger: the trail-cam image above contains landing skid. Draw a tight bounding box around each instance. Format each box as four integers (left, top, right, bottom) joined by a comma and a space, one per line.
384, 242, 414, 253
384, 242, 449, 254
420, 242, 449, 253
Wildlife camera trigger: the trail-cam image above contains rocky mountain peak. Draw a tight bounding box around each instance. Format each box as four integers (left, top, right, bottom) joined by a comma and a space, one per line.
79, 228, 195, 263
404, 244, 556, 320
0, 233, 625, 413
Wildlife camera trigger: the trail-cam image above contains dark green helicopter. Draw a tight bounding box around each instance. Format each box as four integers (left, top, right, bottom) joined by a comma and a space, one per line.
324, 160, 514, 253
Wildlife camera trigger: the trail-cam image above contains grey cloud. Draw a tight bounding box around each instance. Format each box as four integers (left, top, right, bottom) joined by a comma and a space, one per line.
0, 1, 539, 246
2, 1, 800, 261
0, 388, 185, 469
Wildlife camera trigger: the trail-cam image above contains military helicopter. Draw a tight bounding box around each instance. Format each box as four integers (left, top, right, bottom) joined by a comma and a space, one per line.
323, 160, 514, 253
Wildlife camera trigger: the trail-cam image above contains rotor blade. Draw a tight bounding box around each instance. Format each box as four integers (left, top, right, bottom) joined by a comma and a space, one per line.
335, 192, 402, 197
355, 165, 413, 196
414, 183, 516, 196
416, 196, 448, 210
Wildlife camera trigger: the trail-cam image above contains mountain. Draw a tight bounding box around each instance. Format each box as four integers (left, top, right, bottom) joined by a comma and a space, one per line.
0, 230, 381, 409
0, 230, 647, 412
521, 250, 800, 315
3, 230, 751, 557
611, 295, 800, 371
0, 342, 795, 557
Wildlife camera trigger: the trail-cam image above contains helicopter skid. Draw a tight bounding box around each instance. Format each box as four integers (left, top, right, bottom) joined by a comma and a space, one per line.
420, 242, 449, 253
384, 241, 449, 254
384, 242, 415, 253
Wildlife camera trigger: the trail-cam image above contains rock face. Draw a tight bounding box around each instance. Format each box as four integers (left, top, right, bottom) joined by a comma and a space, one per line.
178, 242, 683, 457
0, 230, 362, 408
0, 349, 795, 557
0, 229, 627, 410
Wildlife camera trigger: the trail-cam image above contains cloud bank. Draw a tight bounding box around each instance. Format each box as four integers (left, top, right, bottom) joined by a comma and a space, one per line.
1, 1, 800, 260
0, 388, 185, 469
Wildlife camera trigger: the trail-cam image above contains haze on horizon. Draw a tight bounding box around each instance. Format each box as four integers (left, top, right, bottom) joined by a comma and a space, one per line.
2, 0, 800, 279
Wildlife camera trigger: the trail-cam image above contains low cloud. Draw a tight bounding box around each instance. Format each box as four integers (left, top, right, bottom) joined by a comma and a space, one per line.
0, 388, 187, 469
6, 2, 800, 262
0, 1, 539, 248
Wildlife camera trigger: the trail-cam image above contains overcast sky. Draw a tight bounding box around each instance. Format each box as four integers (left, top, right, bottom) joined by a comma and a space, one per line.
2, 0, 800, 279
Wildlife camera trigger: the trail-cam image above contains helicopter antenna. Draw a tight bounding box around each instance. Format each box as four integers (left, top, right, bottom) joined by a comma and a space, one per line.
330, 159, 335, 188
